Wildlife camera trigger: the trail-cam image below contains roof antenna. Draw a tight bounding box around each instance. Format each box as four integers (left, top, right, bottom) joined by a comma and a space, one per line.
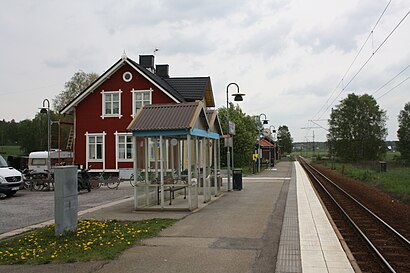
121, 50, 127, 60
154, 48, 159, 55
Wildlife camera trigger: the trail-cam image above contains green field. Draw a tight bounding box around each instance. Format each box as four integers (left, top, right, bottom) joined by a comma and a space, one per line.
318, 160, 409, 204
0, 146, 23, 158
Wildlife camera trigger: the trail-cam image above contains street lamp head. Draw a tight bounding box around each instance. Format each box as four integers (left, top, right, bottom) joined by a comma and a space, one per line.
40, 99, 50, 113
259, 113, 269, 125
227, 83, 245, 104
233, 92, 245, 101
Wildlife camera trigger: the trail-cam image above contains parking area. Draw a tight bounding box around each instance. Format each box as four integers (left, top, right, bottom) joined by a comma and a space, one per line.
0, 182, 135, 234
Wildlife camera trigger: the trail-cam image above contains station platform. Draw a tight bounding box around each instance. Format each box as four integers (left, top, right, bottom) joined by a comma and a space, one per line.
275, 162, 355, 273
0, 161, 357, 273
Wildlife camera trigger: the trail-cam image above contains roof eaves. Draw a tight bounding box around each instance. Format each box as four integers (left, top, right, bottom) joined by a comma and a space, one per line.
126, 59, 184, 103
126, 105, 145, 132
189, 101, 210, 130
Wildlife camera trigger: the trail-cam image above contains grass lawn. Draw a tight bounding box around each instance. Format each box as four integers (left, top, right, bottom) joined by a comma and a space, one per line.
325, 162, 410, 204
0, 218, 177, 265
377, 168, 410, 203
0, 146, 23, 158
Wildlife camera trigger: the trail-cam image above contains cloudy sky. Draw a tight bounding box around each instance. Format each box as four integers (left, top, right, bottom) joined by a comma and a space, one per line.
1, 0, 409, 142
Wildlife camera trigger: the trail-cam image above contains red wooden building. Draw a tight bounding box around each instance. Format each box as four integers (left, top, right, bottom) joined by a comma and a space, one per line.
60, 54, 216, 173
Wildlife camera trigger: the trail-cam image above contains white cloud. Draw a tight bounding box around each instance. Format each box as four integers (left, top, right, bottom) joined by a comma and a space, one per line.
0, 0, 409, 142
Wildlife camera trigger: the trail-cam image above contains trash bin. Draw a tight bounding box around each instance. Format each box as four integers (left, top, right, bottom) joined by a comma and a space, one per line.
379, 161, 387, 172
233, 169, 243, 190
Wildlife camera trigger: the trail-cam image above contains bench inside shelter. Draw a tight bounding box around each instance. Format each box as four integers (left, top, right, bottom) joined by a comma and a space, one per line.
157, 175, 188, 205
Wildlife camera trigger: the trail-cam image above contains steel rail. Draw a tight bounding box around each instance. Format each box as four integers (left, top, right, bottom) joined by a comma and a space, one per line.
301, 158, 410, 249
299, 157, 408, 273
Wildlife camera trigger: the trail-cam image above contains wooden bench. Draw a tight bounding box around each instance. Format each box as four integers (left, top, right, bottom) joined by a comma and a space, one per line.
157, 176, 187, 205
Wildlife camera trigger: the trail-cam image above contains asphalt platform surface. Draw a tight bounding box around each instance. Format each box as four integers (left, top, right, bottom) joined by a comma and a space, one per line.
0, 162, 292, 273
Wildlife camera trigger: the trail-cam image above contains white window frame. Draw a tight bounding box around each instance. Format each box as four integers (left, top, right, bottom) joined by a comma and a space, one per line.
101, 90, 123, 119
115, 132, 134, 169
85, 132, 106, 170
131, 88, 152, 117
123, 71, 133, 82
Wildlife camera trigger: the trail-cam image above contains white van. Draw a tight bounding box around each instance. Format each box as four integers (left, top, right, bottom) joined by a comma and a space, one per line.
0, 154, 23, 197
28, 150, 73, 174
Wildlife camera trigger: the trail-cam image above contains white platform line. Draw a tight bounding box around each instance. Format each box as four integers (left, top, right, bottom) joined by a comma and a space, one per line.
295, 161, 354, 273
222, 177, 291, 181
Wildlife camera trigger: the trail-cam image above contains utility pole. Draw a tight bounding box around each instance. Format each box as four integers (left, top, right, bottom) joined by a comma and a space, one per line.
312, 130, 315, 157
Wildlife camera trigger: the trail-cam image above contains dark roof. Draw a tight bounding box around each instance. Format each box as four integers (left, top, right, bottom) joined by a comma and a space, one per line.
164, 77, 210, 101
127, 102, 203, 131
60, 56, 213, 114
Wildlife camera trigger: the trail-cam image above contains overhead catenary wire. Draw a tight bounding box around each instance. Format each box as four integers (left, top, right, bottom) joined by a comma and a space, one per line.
312, 0, 392, 121
318, 8, 410, 120
371, 64, 410, 97
376, 76, 410, 100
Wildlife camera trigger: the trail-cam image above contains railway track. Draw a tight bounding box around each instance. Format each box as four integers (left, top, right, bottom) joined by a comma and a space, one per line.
299, 157, 410, 273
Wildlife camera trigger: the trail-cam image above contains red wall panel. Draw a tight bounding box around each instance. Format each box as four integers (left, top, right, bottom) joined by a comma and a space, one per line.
74, 63, 176, 171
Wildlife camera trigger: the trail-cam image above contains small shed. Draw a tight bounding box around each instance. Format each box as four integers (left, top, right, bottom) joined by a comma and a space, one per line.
127, 101, 221, 211
258, 138, 275, 167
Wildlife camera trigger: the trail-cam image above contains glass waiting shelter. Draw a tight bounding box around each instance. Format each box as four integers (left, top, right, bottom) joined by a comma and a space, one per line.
127, 101, 222, 211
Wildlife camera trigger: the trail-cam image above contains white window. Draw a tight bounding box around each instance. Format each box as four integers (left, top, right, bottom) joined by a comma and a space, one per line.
101, 90, 122, 118
132, 89, 152, 117
116, 133, 133, 161
123, 71, 132, 82
86, 133, 105, 161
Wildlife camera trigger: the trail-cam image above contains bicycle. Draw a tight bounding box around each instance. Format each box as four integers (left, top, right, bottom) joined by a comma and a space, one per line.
129, 171, 159, 187
129, 173, 144, 187
22, 169, 54, 191
90, 172, 120, 189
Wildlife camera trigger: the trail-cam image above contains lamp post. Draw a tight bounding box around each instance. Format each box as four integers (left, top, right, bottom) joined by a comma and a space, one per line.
269, 125, 276, 140
269, 125, 276, 166
40, 99, 51, 179
226, 83, 245, 191
257, 114, 269, 172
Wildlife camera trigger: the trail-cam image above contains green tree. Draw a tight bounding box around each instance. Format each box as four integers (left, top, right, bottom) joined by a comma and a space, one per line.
218, 103, 258, 168
277, 125, 293, 154
397, 102, 410, 165
53, 70, 99, 112
328, 93, 387, 161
